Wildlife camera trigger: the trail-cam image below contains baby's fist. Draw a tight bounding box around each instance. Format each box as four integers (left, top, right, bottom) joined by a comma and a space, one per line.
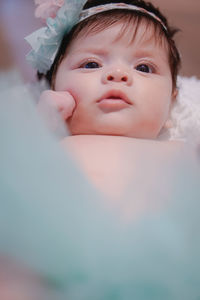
38, 90, 76, 120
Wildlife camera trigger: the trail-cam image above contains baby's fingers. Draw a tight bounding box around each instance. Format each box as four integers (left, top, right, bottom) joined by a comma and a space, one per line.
38, 90, 76, 120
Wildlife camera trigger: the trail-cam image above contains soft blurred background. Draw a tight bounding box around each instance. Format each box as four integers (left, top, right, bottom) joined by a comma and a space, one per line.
0, 0, 199, 82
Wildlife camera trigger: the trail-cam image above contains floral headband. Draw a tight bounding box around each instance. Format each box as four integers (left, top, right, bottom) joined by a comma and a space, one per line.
25, 0, 168, 74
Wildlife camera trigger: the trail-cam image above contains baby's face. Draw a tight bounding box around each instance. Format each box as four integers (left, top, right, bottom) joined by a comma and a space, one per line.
55, 21, 174, 138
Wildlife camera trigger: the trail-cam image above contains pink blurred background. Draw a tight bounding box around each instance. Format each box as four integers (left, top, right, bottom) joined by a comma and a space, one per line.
0, 0, 199, 82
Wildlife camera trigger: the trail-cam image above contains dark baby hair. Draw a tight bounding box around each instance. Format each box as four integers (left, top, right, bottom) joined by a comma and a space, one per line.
38, 0, 181, 91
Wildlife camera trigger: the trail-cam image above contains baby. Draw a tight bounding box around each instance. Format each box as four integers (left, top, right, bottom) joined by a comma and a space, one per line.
28, 0, 183, 200
0, 3, 199, 298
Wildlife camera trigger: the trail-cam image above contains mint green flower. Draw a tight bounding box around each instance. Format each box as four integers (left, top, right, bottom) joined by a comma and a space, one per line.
25, 0, 87, 74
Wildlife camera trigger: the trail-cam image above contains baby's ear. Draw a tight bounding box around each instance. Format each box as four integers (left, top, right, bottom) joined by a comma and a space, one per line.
163, 119, 174, 129
172, 88, 178, 102
163, 89, 178, 130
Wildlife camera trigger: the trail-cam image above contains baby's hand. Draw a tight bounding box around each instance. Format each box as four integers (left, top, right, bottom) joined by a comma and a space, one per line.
38, 90, 76, 121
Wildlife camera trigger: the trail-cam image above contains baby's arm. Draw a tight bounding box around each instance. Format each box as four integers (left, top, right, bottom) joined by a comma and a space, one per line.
38, 90, 76, 121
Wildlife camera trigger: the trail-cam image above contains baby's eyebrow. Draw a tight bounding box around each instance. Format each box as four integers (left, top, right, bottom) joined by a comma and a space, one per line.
133, 49, 157, 58
133, 48, 168, 63
70, 48, 108, 57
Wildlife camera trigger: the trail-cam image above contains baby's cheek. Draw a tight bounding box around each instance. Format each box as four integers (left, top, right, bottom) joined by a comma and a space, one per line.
54, 69, 66, 90
66, 104, 86, 132
62, 83, 85, 105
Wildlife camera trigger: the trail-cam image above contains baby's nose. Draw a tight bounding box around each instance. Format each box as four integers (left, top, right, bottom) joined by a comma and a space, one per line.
102, 67, 132, 85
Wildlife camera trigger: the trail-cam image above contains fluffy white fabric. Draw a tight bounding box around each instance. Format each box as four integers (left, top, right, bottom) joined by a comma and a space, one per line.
168, 76, 200, 144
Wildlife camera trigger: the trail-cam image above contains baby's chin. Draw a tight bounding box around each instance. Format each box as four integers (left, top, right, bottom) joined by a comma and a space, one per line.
66, 127, 160, 139
66, 118, 163, 139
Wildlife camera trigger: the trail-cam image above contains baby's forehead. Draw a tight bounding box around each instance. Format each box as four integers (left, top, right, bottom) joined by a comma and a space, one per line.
113, 21, 167, 50
68, 20, 168, 56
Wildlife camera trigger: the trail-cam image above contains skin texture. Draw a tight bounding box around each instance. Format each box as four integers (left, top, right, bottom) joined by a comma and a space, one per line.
54, 21, 176, 139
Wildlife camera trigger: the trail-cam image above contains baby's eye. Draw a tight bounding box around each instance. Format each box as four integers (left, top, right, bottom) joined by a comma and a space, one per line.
136, 64, 153, 73
81, 61, 101, 69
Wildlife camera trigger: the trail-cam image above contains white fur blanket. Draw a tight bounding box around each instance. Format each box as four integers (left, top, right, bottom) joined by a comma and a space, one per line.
168, 76, 200, 144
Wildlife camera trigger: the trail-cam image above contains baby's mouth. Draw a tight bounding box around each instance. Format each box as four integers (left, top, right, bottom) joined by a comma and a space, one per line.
97, 90, 132, 112
97, 90, 132, 104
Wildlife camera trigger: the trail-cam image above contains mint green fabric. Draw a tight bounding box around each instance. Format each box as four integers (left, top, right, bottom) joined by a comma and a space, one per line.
25, 0, 87, 73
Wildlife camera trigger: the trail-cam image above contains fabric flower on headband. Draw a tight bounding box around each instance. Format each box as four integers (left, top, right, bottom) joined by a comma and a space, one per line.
25, 0, 87, 74
35, 0, 64, 22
